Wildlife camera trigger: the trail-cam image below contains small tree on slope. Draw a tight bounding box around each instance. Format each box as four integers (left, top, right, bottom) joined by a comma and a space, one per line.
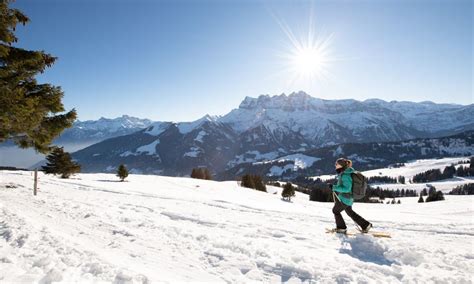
282, 182, 295, 201
418, 193, 424, 203
42, 147, 80, 178
117, 164, 129, 182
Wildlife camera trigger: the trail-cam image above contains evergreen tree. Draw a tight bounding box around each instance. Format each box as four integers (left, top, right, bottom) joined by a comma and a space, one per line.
281, 182, 295, 201
397, 199, 401, 204
426, 189, 445, 202
240, 174, 266, 192
42, 147, 80, 178
191, 168, 200, 179
418, 193, 424, 203
241, 174, 255, 189
190, 168, 212, 180
421, 188, 428, 196
442, 165, 456, 179
0, 1, 77, 153
398, 175, 406, 184
253, 175, 267, 192
117, 164, 129, 181
203, 168, 212, 180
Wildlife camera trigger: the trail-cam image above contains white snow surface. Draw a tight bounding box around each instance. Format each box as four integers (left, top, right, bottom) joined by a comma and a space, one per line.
136, 139, 160, 155
1, 170, 473, 283
144, 122, 169, 136
256, 154, 320, 168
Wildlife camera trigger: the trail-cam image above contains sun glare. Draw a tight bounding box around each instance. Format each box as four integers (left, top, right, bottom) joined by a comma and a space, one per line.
274, 11, 335, 86
291, 46, 327, 78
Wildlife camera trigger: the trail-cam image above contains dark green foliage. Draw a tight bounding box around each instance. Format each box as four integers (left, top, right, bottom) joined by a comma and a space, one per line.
413, 169, 443, 183
117, 164, 129, 181
425, 187, 445, 202
428, 186, 436, 196
448, 183, 474, 195
442, 165, 456, 179
367, 176, 397, 184
240, 174, 266, 192
240, 174, 255, 189
421, 188, 428, 196
455, 164, 474, 177
253, 175, 267, 192
191, 168, 212, 180
397, 199, 401, 204
281, 182, 295, 201
41, 147, 80, 178
0, 0, 77, 153
412, 162, 473, 183
309, 185, 333, 202
418, 193, 424, 203
397, 175, 405, 184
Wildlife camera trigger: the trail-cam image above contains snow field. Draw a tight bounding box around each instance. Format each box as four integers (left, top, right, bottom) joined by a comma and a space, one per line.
0, 170, 473, 283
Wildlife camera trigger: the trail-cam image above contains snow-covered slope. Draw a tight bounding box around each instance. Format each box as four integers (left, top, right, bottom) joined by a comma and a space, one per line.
1, 171, 473, 283
313, 157, 474, 192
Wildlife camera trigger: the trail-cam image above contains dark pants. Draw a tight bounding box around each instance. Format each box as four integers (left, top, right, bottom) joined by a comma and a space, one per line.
332, 198, 370, 230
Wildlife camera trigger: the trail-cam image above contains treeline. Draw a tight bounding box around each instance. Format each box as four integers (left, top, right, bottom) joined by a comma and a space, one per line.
412, 158, 474, 183
367, 176, 404, 184
448, 183, 474, 195
363, 186, 417, 199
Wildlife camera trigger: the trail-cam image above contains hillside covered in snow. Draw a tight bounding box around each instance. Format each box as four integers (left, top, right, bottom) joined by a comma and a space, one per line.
313, 156, 474, 192
1, 170, 473, 283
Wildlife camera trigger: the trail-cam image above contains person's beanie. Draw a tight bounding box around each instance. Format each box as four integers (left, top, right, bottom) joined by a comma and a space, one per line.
336, 158, 352, 168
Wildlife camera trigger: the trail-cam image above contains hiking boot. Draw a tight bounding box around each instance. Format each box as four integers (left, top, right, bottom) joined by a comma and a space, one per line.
361, 223, 372, 233
335, 228, 347, 234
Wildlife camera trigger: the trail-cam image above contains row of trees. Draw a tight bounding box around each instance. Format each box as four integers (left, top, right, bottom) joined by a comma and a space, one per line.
412, 158, 474, 183
367, 176, 401, 184
448, 183, 474, 195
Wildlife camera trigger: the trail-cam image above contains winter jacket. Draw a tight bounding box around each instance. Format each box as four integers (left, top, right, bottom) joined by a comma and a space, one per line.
333, 167, 354, 206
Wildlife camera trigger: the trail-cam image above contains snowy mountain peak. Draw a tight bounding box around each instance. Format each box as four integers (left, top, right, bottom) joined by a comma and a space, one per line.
176, 114, 220, 134
238, 91, 322, 111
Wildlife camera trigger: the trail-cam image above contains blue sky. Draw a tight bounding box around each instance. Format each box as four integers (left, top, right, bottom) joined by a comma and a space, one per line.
13, 0, 473, 122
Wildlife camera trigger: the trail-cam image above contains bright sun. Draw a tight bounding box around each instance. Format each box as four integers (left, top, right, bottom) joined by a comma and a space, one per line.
291, 46, 327, 78
276, 13, 335, 85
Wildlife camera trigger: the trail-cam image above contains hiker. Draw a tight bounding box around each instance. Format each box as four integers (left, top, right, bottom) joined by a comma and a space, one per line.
330, 158, 372, 234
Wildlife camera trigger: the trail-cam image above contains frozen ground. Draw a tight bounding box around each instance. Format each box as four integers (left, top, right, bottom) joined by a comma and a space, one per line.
0, 170, 473, 283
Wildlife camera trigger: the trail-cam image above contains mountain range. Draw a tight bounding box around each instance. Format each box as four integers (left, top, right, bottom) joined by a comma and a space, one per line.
70, 92, 474, 178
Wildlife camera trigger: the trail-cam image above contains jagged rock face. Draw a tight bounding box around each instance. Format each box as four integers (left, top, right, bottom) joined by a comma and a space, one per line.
72, 92, 474, 177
